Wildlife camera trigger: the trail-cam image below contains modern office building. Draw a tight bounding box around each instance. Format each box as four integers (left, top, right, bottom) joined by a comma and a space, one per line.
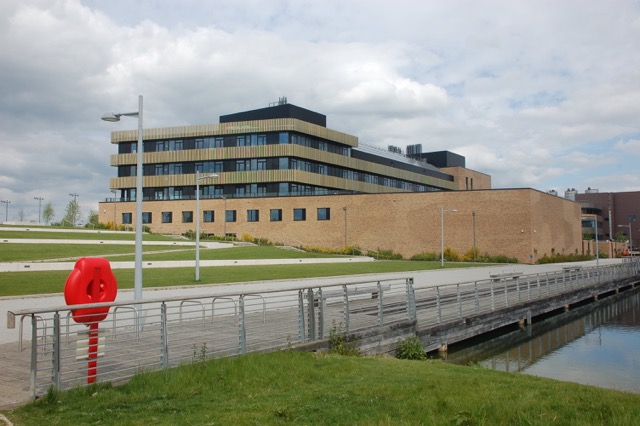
571, 188, 639, 248
99, 100, 582, 263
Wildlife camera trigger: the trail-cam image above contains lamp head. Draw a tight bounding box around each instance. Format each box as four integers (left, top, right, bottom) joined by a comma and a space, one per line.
101, 113, 120, 122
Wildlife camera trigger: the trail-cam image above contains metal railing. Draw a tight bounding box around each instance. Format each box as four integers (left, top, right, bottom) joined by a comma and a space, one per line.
412, 259, 640, 327
9, 277, 414, 399
8, 259, 640, 400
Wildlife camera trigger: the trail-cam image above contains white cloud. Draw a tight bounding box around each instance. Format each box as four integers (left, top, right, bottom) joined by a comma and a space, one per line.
1, 0, 640, 222
615, 139, 640, 155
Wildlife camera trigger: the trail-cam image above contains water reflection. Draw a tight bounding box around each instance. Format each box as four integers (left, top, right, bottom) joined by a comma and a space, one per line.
445, 289, 640, 393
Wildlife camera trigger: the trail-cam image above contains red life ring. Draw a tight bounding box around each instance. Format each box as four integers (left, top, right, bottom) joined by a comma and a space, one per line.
64, 258, 118, 324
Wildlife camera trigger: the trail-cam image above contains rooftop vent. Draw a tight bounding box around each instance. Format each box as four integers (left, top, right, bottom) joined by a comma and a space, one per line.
269, 97, 288, 107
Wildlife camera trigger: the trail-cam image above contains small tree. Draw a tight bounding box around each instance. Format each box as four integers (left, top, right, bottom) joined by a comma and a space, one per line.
86, 210, 99, 228
42, 201, 55, 225
614, 231, 628, 243
17, 208, 26, 222
63, 199, 82, 227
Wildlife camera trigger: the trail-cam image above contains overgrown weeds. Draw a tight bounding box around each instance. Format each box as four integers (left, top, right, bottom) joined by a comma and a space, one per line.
328, 321, 360, 356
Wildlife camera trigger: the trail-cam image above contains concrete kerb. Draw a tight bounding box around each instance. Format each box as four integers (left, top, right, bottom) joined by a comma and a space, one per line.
0, 256, 375, 272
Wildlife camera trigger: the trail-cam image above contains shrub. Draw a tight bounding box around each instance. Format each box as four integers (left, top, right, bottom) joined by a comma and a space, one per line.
538, 254, 594, 264
395, 336, 426, 360
301, 246, 363, 256
328, 322, 360, 357
443, 247, 459, 262
410, 252, 440, 261
461, 247, 480, 262
369, 249, 403, 260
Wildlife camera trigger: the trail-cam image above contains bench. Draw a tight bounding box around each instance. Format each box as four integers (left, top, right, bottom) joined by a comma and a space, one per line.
313, 284, 392, 306
489, 271, 523, 282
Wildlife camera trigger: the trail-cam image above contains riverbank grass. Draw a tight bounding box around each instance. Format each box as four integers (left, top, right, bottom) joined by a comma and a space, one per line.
4, 351, 639, 425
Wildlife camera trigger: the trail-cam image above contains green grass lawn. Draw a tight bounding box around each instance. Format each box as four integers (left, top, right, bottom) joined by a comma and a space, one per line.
4, 351, 639, 425
0, 260, 467, 297
0, 243, 339, 262
0, 229, 180, 241
0, 229, 485, 297
0, 243, 196, 262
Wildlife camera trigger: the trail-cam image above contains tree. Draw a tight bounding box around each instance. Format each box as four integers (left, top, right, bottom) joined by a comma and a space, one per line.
63, 199, 82, 227
86, 210, 99, 228
42, 201, 55, 225
614, 231, 627, 243
17, 208, 26, 222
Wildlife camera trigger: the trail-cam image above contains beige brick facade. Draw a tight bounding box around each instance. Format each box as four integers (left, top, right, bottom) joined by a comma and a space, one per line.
99, 188, 582, 264
441, 166, 491, 190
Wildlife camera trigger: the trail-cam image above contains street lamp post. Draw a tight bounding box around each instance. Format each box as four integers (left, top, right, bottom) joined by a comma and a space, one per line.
583, 215, 599, 267
440, 208, 459, 267
111, 189, 117, 230
471, 210, 476, 262
34, 197, 44, 224
222, 195, 227, 241
343, 206, 348, 248
102, 95, 144, 304
195, 173, 218, 281
1, 200, 10, 223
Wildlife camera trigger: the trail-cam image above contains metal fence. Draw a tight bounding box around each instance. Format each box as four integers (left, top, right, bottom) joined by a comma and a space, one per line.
412, 259, 640, 327
8, 259, 640, 400
10, 277, 414, 399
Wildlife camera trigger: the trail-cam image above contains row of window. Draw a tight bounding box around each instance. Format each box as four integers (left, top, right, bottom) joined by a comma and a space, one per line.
118, 131, 350, 156
121, 208, 331, 225
118, 156, 435, 193
115, 180, 441, 204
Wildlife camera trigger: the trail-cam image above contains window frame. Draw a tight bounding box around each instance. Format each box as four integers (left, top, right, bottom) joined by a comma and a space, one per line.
293, 208, 306, 221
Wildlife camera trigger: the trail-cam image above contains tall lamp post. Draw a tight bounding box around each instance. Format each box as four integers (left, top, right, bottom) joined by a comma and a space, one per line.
343, 206, 348, 248
471, 210, 477, 262
34, 197, 44, 224
102, 95, 144, 304
1, 200, 10, 223
222, 195, 227, 241
440, 207, 459, 267
111, 189, 117, 230
583, 215, 599, 267
195, 173, 218, 281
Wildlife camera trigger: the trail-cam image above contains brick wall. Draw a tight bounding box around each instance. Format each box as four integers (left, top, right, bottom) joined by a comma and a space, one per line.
99, 189, 582, 264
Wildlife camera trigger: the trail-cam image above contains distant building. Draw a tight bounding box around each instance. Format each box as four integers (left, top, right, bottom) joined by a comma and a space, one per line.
569, 188, 639, 247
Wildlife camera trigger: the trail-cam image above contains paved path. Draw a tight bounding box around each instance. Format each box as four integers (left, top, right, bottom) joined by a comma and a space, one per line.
0, 258, 621, 409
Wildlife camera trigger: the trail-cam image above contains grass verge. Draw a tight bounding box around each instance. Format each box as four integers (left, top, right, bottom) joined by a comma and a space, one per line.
0, 229, 179, 241
0, 260, 472, 297
3, 351, 639, 425
0, 244, 336, 262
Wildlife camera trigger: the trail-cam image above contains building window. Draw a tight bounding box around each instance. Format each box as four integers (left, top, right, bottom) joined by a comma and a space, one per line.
226, 210, 236, 222
317, 208, 330, 221
142, 212, 152, 224
247, 209, 259, 222
182, 211, 193, 223
162, 212, 173, 223
122, 212, 132, 224
293, 208, 306, 221
203, 210, 214, 222
270, 209, 282, 222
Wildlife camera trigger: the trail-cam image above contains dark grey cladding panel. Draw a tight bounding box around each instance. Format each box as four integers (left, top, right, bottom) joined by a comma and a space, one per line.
220, 104, 327, 127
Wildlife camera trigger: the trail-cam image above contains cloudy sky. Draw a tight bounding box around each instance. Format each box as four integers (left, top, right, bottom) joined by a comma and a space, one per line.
1, 0, 639, 224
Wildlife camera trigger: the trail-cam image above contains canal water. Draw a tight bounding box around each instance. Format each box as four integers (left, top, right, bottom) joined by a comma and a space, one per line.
443, 288, 640, 393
